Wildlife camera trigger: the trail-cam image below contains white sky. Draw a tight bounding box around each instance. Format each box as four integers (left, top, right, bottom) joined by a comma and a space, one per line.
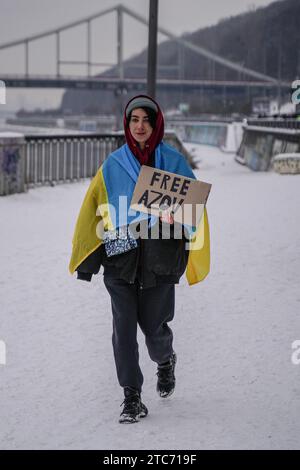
0, 0, 277, 111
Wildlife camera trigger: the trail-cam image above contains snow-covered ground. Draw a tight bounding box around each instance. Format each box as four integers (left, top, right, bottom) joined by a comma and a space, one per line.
0, 144, 299, 450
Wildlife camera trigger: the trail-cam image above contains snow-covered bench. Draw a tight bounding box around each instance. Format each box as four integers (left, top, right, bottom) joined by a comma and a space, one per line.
273, 153, 300, 174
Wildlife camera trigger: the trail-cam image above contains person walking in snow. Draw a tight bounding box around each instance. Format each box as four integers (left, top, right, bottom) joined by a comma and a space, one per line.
69, 95, 210, 424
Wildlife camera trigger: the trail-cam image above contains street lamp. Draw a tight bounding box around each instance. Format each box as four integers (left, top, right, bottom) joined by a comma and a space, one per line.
147, 0, 158, 99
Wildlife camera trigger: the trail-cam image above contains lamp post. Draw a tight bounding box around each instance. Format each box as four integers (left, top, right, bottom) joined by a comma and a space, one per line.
147, 0, 158, 99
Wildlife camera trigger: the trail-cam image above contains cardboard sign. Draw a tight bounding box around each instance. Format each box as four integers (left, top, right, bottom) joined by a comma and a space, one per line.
130, 166, 212, 227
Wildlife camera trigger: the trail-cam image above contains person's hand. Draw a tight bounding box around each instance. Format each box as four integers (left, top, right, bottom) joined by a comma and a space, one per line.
159, 211, 174, 224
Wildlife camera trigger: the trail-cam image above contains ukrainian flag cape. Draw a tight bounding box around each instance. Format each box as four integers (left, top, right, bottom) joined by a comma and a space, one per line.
69, 142, 210, 285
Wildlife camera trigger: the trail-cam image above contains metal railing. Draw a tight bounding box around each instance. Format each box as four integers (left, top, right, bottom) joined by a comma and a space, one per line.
1, 131, 193, 195
24, 133, 124, 187
247, 119, 300, 130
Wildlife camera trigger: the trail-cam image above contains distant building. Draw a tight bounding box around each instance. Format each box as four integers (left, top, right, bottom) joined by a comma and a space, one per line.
79, 120, 97, 132
251, 97, 279, 117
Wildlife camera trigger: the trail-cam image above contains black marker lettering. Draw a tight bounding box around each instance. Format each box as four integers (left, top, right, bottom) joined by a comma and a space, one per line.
170, 176, 181, 192
160, 195, 172, 208
180, 179, 191, 196
138, 190, 149, 205
148, 190, 163, 207
160, 174, 171, 190
150, 171, 162, 186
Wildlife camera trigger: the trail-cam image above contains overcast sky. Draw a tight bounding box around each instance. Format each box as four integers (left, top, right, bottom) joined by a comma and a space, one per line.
0, 0, 277, 111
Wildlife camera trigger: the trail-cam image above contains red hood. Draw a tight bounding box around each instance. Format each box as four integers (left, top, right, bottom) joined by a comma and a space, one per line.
123, 94, 164, 165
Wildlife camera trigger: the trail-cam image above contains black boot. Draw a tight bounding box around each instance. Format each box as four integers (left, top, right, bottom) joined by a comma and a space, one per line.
119, 387, 148, 424
156, 352, 177, 398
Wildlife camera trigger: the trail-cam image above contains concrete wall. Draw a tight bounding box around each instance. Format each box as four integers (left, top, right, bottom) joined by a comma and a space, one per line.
236, 126, 300, 171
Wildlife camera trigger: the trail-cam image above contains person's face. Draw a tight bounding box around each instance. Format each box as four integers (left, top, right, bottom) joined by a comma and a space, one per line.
129, 108, 153, 149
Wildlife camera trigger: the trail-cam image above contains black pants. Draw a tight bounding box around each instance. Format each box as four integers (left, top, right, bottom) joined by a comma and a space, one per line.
103, 275, 175, 392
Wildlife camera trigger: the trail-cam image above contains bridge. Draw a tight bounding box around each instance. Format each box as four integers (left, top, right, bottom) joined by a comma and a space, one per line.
0, 4, 289, 95
0, 75, 289, 94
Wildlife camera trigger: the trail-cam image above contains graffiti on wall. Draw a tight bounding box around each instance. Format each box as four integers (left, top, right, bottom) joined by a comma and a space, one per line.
0, 146, 22, 193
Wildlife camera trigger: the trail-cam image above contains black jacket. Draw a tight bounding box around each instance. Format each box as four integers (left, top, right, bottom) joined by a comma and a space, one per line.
76, 220, 189, 288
